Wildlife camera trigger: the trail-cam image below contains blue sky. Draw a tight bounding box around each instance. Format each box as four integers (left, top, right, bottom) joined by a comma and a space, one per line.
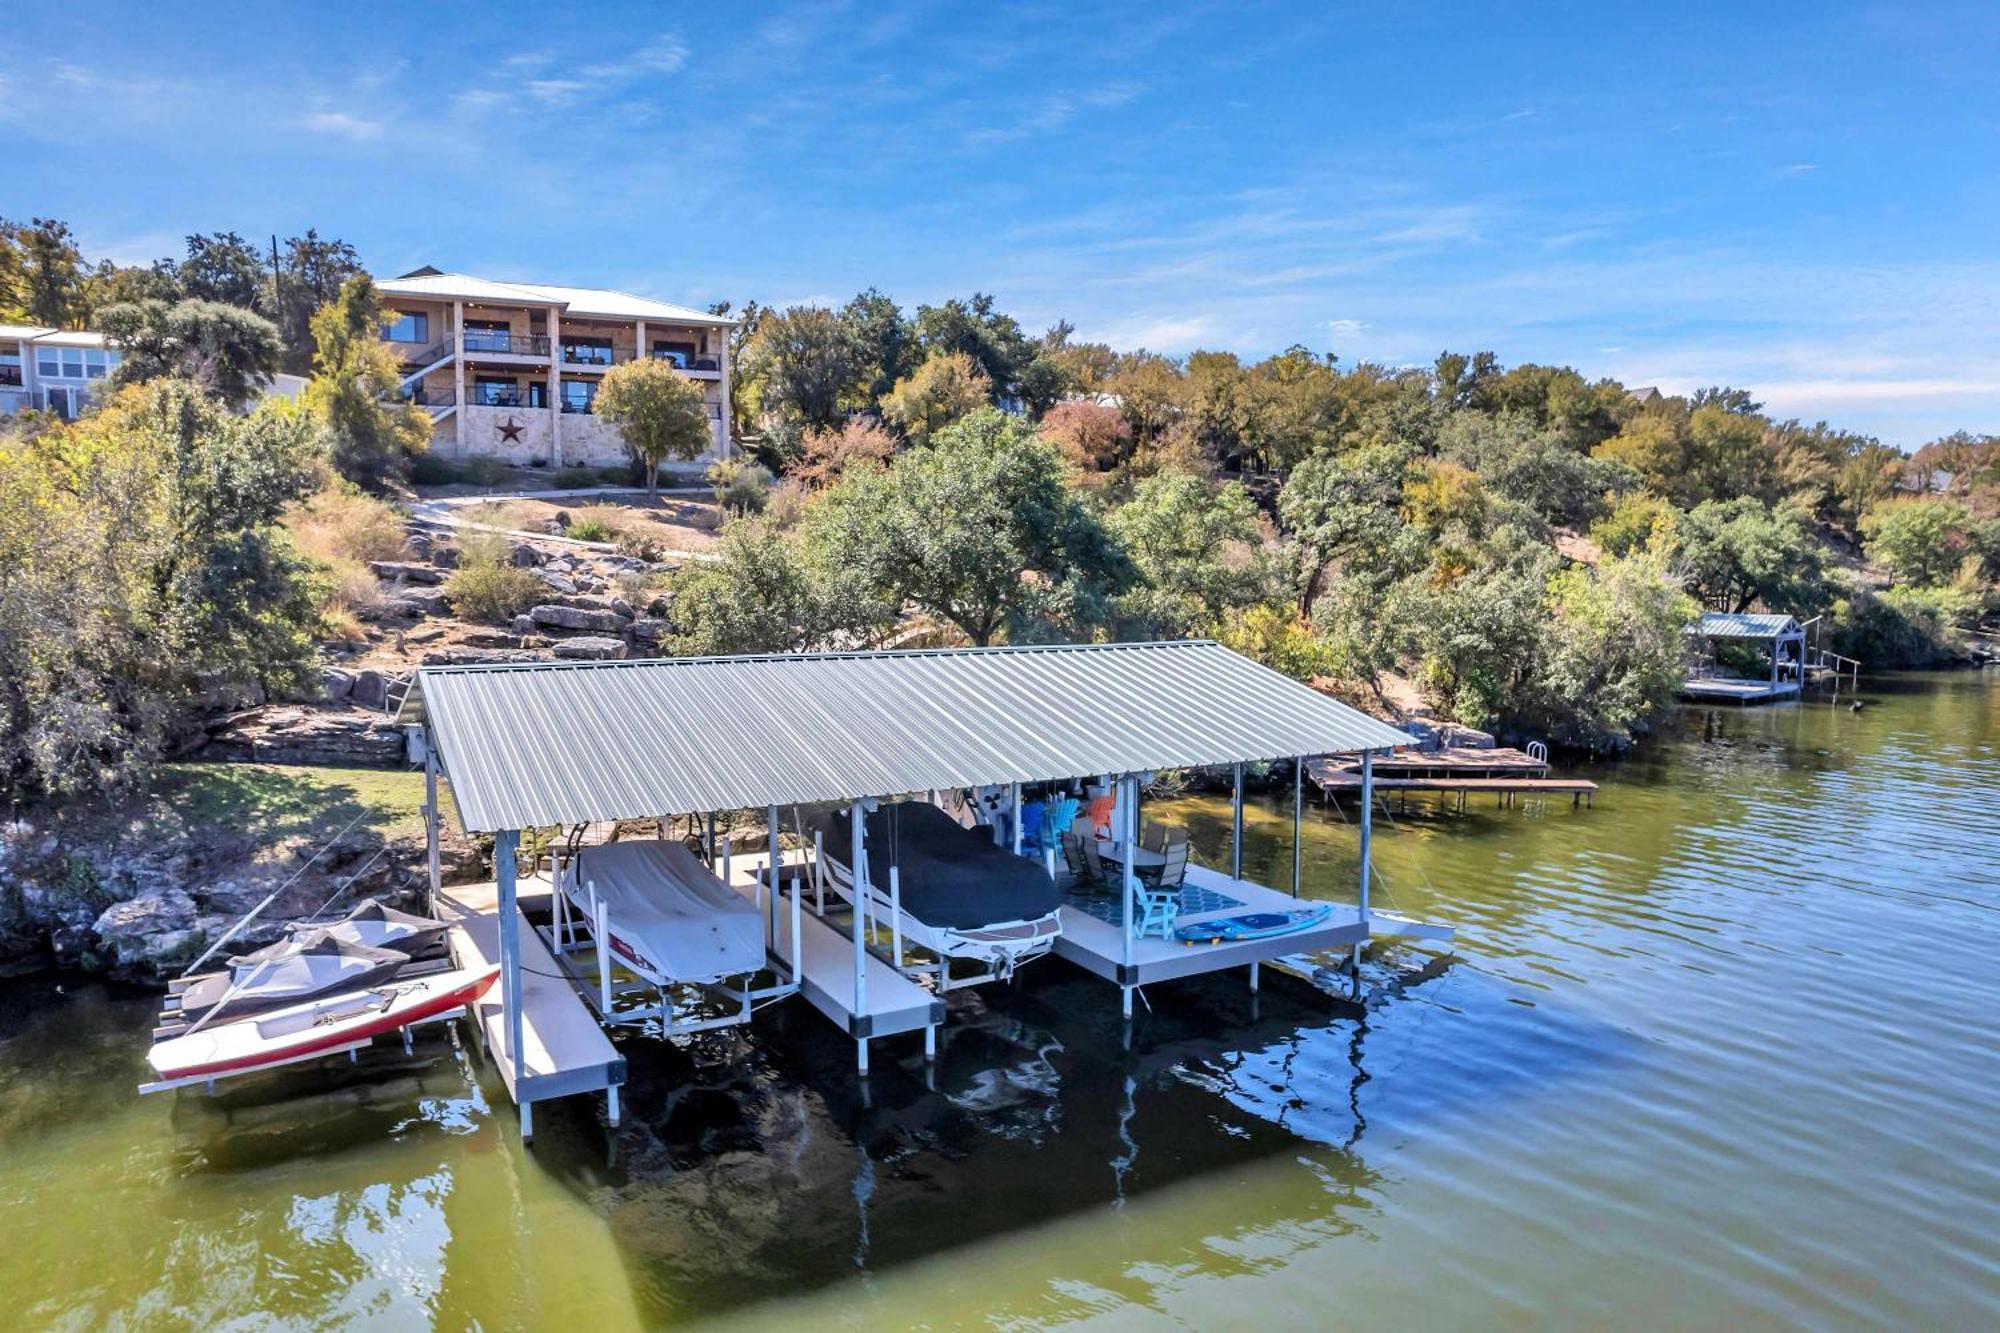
5, 1, 1996, 445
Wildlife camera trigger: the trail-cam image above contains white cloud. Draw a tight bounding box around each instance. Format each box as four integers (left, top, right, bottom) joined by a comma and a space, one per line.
303, 110, 384, 141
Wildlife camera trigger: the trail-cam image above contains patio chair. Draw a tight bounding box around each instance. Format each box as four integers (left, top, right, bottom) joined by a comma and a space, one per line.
1062, 829, 1102, 888
1140, 821, 1169, 853
1130, 872, 1180, 939
1143, 832, 1190, 894
1040, 797, 1080, 854
1018, 800, 1046, 853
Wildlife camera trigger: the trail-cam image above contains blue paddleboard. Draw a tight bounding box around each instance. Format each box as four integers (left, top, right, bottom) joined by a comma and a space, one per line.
1174, 904, 1332, 944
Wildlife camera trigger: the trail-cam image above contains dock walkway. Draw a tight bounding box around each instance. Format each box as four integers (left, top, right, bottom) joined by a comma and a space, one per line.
1055, 863, 1371, 987
438, 880, 625, 1137
1681, 677, 1803, 703
730, 856, 942, 1060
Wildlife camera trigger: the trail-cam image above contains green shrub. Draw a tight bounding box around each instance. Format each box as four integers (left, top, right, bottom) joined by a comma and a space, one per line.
709, 458, 773, 517
566, 516, 615, 543
444, 531, 542, 622
410, 454, 512, 488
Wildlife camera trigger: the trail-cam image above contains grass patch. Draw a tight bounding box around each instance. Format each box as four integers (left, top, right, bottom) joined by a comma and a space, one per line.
284, 487, 410, 641
153, 762, 437, 838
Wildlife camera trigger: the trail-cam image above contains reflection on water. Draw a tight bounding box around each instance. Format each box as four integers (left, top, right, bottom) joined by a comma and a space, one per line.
1, 672, 1998, 1329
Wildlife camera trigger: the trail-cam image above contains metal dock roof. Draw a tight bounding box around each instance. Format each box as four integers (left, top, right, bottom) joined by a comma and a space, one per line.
403, 640, 1412, 832
1691, 612, 1803, 639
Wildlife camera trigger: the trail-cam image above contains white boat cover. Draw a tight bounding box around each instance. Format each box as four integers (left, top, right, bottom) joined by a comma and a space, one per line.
563, 840, 765, 985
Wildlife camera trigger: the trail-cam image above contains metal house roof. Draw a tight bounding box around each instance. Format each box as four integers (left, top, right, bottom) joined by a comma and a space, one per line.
403, 641, 1412, 832
1692, 612, 1802, 639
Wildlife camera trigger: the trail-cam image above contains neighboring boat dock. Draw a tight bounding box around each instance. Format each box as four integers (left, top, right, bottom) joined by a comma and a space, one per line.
1307, 747, 1599, 810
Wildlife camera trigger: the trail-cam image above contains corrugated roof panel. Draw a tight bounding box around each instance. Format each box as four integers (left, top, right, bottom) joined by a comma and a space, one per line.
1695, 612, 1801, 638
408, 641, 1413, 832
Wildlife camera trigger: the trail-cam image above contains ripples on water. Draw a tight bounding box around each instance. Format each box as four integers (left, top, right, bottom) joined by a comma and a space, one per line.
0, 673, 1996, 1329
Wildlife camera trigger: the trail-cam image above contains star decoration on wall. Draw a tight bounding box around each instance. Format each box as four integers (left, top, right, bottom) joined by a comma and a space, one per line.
497, 416, 524, 443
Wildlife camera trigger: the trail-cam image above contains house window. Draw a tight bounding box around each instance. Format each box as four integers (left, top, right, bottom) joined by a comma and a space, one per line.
473, 377, 523, 407
83, 349, 108, 379
464, 319, 514, 354
383, 311, 430, 343
61, 350, 83, 377
561, 380, 596, 413
651, 340, 697, 368
562, 337, 614, 366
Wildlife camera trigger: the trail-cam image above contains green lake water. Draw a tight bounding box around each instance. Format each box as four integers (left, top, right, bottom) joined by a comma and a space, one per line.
3, 672, 1997, 1329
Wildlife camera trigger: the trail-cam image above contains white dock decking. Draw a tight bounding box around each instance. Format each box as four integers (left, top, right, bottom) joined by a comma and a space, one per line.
1054, 862, 1372, 987
438, 880, 625, 1133
1682, 677, 1802, 703
731, 856, 943, 1047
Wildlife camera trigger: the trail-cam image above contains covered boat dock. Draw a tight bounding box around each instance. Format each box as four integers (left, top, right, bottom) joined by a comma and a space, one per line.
1683, 612, 1807, 703
402, 640, 1435, 1136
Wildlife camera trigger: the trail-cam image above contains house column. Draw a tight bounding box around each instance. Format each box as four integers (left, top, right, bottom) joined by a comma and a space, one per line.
548, 306, 563, 467
635, 319, 647, 365
451, 301, 465, 459
717, 324, 734, 460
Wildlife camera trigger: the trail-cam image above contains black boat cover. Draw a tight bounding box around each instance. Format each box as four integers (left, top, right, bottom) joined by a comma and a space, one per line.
808, 801, 1061, 931
232, 900, 448, 965
178, 931, 408, 1025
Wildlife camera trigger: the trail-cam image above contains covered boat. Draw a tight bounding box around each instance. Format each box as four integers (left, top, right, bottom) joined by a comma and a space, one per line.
807, 800, 1063, 983
174, 932, 410, 1027
555, 839, 765, 988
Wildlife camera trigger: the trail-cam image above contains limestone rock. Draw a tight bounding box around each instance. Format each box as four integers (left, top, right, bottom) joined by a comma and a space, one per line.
321, 668, 355, 701
92, 888, 199, 971
529, 604, 625, 633
627, 617, 672, 644
535, 570, 578, 596
508, 543, 544, 568
551, 636, 626, 660
369, 560, 445, 586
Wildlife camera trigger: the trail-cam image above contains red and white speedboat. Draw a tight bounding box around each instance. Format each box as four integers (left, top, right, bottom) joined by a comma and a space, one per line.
145, 963, 499, 1086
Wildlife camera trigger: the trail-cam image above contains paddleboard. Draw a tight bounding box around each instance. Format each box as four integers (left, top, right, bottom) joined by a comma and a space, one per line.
1175, 905, 1333, 945
147, 963, 499, 1082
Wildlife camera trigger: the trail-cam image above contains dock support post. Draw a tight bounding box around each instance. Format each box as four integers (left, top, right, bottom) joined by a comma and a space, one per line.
924, 1023, 936, 1062
495, 828, 525, 1131
1121, 774, 1137, 1020
606, 1084, 620, 1127
850, 803, 868, 1070
857, 1037, 869, 1075
520, 1100, 533, 1141
1292, 759, 1303, 898
1010, 781, 1022, 855
889, 865, 904, 971
1355, 752, 1375, 986
1231, 761, 1244, 882
1249, 960, 1260, 992
424, 741, 441, 916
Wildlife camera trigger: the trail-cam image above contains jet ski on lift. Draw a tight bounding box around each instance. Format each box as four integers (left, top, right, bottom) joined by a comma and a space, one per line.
142, 900, 487, 1093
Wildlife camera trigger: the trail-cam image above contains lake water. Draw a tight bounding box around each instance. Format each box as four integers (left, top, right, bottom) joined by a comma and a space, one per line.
3, 672, 1997, 1329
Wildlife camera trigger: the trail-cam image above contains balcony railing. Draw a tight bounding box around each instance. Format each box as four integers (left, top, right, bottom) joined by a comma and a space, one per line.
402, 383, 459, 407
470, 388, 531, 408
386, 335, 454, 368
463, 330, 551, 357
554, 343, 723, 372
0, 365, 22, 387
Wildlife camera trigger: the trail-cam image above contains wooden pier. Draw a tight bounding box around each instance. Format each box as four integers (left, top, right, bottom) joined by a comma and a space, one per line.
1307, 749, 1599, 808
437, 880, 625, 1138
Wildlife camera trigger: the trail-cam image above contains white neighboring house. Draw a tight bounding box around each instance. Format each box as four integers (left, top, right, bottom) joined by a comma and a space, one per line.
0, 325, 122, 420
373, 268, 736, 470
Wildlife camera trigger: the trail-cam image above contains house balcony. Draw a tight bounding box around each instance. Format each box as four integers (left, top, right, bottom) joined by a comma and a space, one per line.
555, 343, 723, 377
0, 365, 22, 387
463, 330, 552, 359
